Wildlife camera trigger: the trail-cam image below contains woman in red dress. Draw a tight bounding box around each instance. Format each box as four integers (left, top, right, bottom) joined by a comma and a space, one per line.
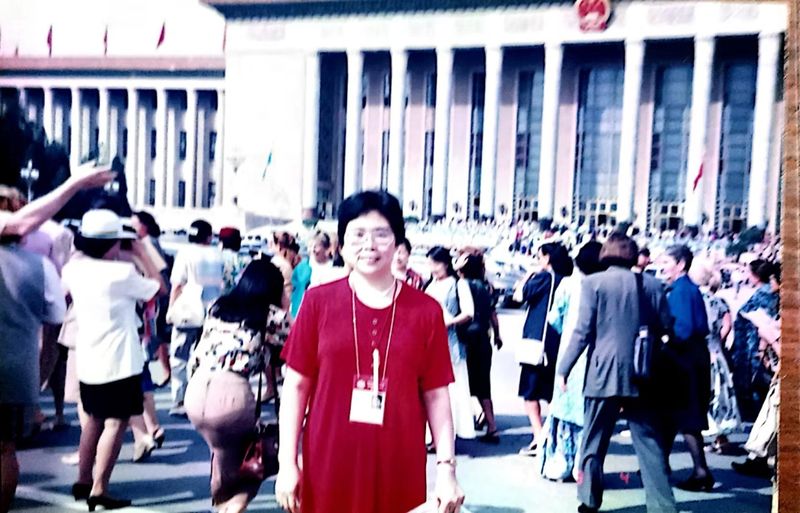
276, 191, 465, 513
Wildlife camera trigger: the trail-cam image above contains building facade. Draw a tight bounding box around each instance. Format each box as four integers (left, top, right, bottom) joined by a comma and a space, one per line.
212, 0, 786, 233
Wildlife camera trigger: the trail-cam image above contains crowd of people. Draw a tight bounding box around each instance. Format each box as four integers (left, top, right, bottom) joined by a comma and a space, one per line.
0, 172, 785, 513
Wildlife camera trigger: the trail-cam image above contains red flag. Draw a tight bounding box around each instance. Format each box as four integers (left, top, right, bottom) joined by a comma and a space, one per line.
156, 22, 165, 49
47, 25, 53, 56
692, 161, 704, 192
103, 25, 108, 56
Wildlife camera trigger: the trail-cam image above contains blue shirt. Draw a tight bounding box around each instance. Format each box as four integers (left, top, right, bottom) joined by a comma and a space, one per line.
666, 275, 709, 343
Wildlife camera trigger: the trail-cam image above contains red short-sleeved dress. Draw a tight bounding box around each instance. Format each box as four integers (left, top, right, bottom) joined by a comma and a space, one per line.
282, 277, 454, 513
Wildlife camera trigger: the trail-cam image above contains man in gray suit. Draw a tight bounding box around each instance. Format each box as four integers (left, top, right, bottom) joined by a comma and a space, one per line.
556, 233, 677, 513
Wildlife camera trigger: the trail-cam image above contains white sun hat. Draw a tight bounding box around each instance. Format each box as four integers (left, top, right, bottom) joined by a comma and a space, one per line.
79, 209, 136, 240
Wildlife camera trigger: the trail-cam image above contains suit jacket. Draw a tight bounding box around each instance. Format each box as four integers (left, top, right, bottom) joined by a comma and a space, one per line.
556, 266, 672, 399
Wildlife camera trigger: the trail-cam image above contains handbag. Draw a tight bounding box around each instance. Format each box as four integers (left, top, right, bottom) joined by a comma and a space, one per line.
516, 271, 556, 367
167, 281, 206, 328
632, 273, 655, 382
453, 280, 482, 344
239, 354, 280, 482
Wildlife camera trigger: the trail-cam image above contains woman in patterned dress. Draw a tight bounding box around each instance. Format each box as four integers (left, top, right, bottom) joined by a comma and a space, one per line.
185, 259, 291, 512
689, 263, 741, 452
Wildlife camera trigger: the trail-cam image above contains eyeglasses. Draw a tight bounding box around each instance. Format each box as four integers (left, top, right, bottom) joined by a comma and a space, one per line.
344, 228, 395, 246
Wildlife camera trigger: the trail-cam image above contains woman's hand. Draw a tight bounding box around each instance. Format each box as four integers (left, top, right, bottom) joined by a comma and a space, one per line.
275, 463, 302, 513
434, 466, 465, 513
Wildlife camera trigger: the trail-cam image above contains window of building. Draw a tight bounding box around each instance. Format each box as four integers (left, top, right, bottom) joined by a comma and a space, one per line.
514, 69, 545, 220
425, 73, 437, 108
148, 178, 156, 206
207, 181, 216, 208
361, 72, 368, 109
179, 130, 187, 160
648, 65, 692, 231
177, 180, 186, 207
574, 65, 624, 228
67, 127, 72, 156
92, 128, 99, 156
209, 131, 217, 161
123, 128, 128, 158
716, 62, 757, 233
150, 129, 157, 160
467, 72, 485, 219
383, 72, 391, 107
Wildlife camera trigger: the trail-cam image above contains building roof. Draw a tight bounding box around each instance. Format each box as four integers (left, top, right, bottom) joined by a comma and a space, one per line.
205, 0, 569, 19
0, 57, 225, 78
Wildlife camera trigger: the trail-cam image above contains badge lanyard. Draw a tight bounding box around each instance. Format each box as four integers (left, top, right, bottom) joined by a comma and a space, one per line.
351, 279, 399, 396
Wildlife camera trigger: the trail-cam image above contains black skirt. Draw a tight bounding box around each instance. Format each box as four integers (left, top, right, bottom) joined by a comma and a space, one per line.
466, 334, 493, 400
80, 374, 144, 420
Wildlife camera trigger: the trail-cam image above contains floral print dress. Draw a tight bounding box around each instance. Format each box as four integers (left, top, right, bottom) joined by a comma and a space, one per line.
702, 292, 741, 436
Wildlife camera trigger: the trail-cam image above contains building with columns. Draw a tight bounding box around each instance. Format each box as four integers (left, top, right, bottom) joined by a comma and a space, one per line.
210, 0, 786, 234
1, 1, 787, 233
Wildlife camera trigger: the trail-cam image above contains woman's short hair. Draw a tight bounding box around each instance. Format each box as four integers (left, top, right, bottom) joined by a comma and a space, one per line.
273, 231, 296, 250
427, 246, 456, 277
313, 231, 332, 250
210, 259, 285, 331
575, 241, 604, 276
599, 233, 639, 268
665, 245, 694, 272
188, 219, 212, 244
749, 259, 775, 284
74, 235, 118, 259
133, 210, 161, 238
337, 190, 405, 246
540, 242, 574, 276
459, 254, 486, 281
398, 238, 412, 253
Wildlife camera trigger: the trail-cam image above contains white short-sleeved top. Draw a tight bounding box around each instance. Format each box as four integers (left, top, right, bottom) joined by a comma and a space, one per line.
170, 244, 225, 306
62, 257, 160, 384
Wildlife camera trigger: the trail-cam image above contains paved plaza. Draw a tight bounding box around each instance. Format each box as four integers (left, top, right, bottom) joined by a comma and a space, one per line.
13, 310, 774, 513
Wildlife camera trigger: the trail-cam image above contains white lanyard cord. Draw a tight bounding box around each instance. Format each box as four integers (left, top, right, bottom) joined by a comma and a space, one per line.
351, 279, 399, 381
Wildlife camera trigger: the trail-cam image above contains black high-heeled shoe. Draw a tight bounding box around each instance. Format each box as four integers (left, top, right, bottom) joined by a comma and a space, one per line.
71, 482, 91, 501
152, 427, 166, 448
87, 495, 131, 511
675, 474, 715, 492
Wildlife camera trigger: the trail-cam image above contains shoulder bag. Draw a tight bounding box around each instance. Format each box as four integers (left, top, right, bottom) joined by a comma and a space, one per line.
632, 273, 655, 382
239, 351, 280, 482
516, 271, 556, 367
166, 280, 206, 328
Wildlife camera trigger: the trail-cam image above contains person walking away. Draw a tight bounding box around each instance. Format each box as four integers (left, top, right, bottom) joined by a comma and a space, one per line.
556, 233, 677, 513
513, 242, 573, 456
166, 219, 224, 417
219, 227, 250, 296
454, 252, 502, 443
659, 245, 713, 491
425, 246, 477, 442
62, 209, 166, 510
538, 241, 603, 481
185, 259, 290, 513
274, 191, 465, 513
271, 231, 299, 312
0, 212, 66, 513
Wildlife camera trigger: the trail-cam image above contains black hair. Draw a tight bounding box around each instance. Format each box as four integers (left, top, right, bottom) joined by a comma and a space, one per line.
313, 231, 332, 250
219, 231, 242, 252
665, 245, 694, 273
74, 235, 119, 259
209, 259, 284, 332
189, 219, 212, 244
133, 210, 161, 238
638, 247, 651, 258
337, 190, 405, 246
540, 242, 574, 277
599, 233, 639, 269
749, 259, 776, 284
398, 237, 412, 253
575, 241, 604, 276
459, 254, 486, 281
427, 246, 456, 278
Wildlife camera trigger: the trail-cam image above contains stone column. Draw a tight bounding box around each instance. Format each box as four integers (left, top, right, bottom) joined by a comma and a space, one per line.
165, 94, 177, 208
617, 39, 645, 223
432, 46, 454, 218
42, 87, 54, 142
302, 52, 321, 218
97, 88, 110, 159
387, 47, 408, 199
746, 32, 781, 228
683, 37, 715, 228
54, 94, 65, 145
343, 49, 364, 198
125, 88, 139, 206
196, 101, 208, 208
538, 42, 563, 220
136, 94, 149, 205
185, 89, 199, 209
69, 88, 81, 172
214, 89, 226, 207
154, 89, 168, 207
479, 45, 503, 218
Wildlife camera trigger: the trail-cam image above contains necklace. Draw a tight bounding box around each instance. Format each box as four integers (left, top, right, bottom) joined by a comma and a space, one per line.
351, 279, 399, 381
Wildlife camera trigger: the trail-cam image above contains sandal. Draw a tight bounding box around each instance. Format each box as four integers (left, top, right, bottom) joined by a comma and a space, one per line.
478, 430, 500, 445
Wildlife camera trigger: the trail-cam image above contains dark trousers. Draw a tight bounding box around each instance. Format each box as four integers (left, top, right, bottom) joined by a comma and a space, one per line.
580, 396, 677, 513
